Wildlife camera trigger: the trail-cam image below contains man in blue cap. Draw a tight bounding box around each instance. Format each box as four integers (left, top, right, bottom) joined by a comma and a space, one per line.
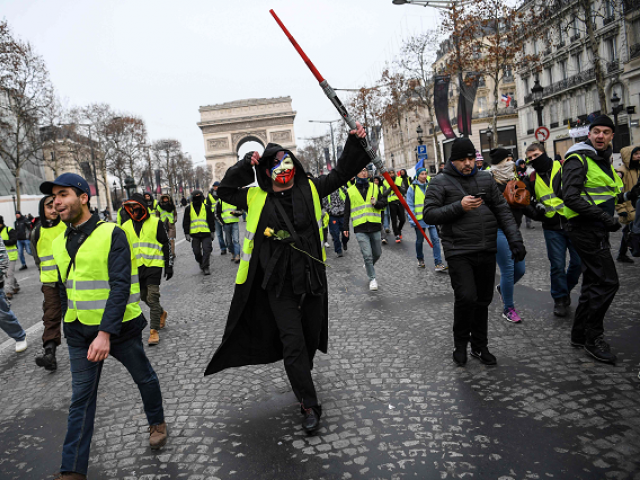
42, 173, 167, 480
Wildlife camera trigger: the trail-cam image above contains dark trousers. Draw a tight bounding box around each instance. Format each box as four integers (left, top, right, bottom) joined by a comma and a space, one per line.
42, 284, 62, 347
266, 279, 322, 411
618, 224, 631, 257
328, 215, 348, 253
447, 252, 496, 350
389, 201, 406, 236
192, 235, 212, 268
567, 227, 619, 344
61, 329, 164, 475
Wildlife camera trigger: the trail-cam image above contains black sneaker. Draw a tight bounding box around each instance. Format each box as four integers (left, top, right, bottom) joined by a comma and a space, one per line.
35, 347, 57, 371
584, 337, 617, 364
563, 296, 571, 306
337, 252, 343, 258
302, 407, 321, 434
343, 244, 347, 251
570, 338, 585, 348
453, 347, 467, 366
19, 265, 27, 271
203, 266, 211, 276
553, 298, 568, 317
220, 250, 227, 255
470, 347, 497, 365
616, 255, 634, 264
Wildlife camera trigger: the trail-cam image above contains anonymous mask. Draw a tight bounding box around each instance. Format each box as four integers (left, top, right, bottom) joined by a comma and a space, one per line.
123, 200, 149, 222
269, 151, 295, 184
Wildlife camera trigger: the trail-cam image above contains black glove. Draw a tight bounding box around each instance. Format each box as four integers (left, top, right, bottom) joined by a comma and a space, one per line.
600, 212, 621, 232
185, 234, 191, 242
164, 266, 173, 281
243, 151, 257, 168
626, 184, 640, 205
535, 202, 547, 213
510, 241, 527, 262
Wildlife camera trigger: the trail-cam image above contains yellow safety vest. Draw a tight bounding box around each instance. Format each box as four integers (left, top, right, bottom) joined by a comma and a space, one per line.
157, 206, 175, 224
563, 153, 624, 220
0, 226, 18, 261
534, 161, 565, 218
121, 216, 164, 268
322, 211, 329, 229
37, 222, 66, 283
189, 203, 211, 234
384, 177, 400, 202
52, 222, 142, 326
236, 179, 325, 284
410, 183, 427, 222
221, 201, 240, 224
347, 182, 382, 227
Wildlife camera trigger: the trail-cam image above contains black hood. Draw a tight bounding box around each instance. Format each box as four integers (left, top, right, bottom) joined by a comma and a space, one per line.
191, 190, 204, 210
38, 195, 61, 229
630, 147, 640, 170
159, 195, 176, 213
256, 143, 307, 193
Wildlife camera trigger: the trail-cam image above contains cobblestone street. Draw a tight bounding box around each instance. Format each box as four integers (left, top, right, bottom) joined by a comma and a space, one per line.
1, 212, 639, 480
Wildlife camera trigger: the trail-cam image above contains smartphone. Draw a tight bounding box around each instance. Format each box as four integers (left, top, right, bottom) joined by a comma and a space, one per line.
473, 191, 486, 199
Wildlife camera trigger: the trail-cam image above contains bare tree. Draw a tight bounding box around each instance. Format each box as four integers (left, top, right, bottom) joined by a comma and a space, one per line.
105, 115, 147, 186
0, 20, 55, 209
379, 68, 416, 168
152, 139, 181, 196
195, 164, 214, 191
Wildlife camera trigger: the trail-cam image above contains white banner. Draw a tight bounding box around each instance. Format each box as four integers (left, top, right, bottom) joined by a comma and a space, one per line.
569, 126, 589, 138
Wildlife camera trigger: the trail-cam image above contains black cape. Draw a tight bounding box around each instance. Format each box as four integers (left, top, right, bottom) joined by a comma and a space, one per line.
204, 134, 370, 375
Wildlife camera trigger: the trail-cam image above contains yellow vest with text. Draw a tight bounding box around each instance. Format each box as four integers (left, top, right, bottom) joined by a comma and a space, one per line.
534, 161, 565, 218
52, 222, 142, 325
221, 201, 240, 224
189, 203, 211, 233
236, 179, 325, 284
1, 226, 18, 261
563, 153, 624, 220
37, 222, 66, 283
347, 182, 382, 227
121, 216, 164, 268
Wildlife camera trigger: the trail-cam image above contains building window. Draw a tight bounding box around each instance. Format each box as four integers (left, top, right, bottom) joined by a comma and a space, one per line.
576, 93, 586, 116
563, 98, 571, 120
606, 37, 618, 61
546, 67, 553, 86
550, 103, 558, 124
558, 22, 564, 43
604, 0, 614, 19
526, 109, 534, 131
573, 53, 582, 73
592, 89, 600, 111
523, 76, 529, 93
478, 96, 487, 114
572, 17, 579, 37
559, 60, 568, 80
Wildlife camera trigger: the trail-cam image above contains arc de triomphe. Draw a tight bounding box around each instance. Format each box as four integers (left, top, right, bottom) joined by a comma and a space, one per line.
197, 97, 297, 186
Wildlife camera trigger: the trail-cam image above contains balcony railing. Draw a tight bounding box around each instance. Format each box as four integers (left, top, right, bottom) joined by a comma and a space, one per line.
607, 60, 620, 73
631, 43, 640, 60
523, 68, 596, 104
503, 75, 515, 84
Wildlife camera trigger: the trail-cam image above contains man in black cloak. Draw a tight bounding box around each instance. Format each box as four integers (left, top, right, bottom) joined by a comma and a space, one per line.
204, 123, 369, 433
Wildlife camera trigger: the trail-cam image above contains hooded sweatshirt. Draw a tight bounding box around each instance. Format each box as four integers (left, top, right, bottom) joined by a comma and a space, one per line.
29, 196, 63, 273
615, 145, 640, 224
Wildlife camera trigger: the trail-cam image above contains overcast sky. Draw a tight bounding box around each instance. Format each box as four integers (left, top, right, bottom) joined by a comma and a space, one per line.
2, 0, 439, 164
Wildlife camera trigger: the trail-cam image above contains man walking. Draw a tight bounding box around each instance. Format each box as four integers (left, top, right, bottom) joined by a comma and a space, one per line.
343, 167, 387, 291
322, 186, 349, 257
208, 182, 228, 255
0, 217, 19, 299
183, 190, 216, 275
615, 146, 640, 263
120, 193, 173, 346
31, 195, 66, 371
14, 211, 32, 270
157, 194, 177, 261
41, 173, 167, 480
383, 169, 407, 243
424, 137, 525, 366
215, 198, 242, 263
561, 115, 639, 364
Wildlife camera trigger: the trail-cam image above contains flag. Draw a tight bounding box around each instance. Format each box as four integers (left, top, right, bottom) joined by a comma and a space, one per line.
501, 94, 512, 107
414, 157, 424, 171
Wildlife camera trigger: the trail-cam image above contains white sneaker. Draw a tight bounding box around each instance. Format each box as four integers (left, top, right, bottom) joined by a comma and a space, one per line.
369, 279, 378, 291
15, 338, 27, 353
324, 241, 330, 248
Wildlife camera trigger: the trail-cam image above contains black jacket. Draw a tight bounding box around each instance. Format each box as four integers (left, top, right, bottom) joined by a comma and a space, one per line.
14, 216, 30, 240
423, 162, 522, 258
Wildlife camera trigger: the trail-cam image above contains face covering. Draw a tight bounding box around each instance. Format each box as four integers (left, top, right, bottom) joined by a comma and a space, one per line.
123, 201, 149, 222
529, 152, 552, 173
492, 160, 515, 184
356, 177, 368, 186
270, 151, 295, 184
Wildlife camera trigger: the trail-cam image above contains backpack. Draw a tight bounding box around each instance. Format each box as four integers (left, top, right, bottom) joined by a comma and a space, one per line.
502, 179, 530, 208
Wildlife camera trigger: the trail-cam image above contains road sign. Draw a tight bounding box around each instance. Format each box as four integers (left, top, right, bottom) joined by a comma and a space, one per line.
417, 145, 427, 155
535, 126, 550, 142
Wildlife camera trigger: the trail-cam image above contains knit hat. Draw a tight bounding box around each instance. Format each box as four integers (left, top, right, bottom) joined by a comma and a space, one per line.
490, 148, 510, 165
416, 167, 427, 176
213, 181, 220, 186
449, 137, 476, 162
589, 114, 615, 132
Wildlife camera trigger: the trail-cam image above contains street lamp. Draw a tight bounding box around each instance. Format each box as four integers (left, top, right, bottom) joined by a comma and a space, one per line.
309, 119, 341, 168
10, 186, 16, 215
390, 153, 395, 169
531, 79, 544, 128
611, 92, 624, 129
416, 125, 424, 145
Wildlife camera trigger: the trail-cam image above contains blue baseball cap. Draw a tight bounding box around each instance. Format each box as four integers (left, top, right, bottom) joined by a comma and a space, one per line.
40, 173, 91, 198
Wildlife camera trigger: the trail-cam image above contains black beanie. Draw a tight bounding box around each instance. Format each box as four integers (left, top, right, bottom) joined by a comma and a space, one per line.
589, 114, 615, 132
449, 137, 477, 162
489, 148, 511, 165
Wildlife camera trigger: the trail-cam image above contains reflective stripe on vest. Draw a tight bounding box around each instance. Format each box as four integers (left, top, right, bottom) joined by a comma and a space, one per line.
236, 179, 326, 284
37, 222, 66, 283
384, 177, 400, 202
411, 184, 426, 221
121, 216, 165, 268
221, 201, 240, 223
347, 183, 382, 227
52, 222, 142, 326
189, 204, 211, 233
534, 161, 565, 218
0, 226, 18, 261
157, 207, 175, 224
563, 153, 624, 220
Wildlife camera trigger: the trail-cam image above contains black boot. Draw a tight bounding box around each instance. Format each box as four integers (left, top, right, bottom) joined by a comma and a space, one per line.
553, 297, 568, 317
35, 342, 57, 371
584, 337, 617, 364
453, 346, 467, 366
301, 404, 321, 434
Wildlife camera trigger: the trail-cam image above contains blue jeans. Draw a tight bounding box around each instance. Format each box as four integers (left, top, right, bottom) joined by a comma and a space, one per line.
328, 216, 347, 253
496, 229, 525, 310
0, 289, 25, 341
415, 225, 442, 265
17, 239, 31, 266
543, 228, 582, 300
223, 222, 240, 256
214, 221, 226, 252
383, 206, 390, 230
61, 329, 164, 475
355, 231, 382, 281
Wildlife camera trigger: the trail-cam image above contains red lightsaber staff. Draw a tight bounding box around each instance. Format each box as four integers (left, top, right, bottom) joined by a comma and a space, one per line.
269, 9, 433, 248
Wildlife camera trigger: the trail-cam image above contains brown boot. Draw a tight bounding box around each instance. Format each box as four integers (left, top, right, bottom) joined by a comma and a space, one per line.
148, 329, 159, 346
159, 311, 167, 330
53, 472, 87, 479
149, 422, 168, 449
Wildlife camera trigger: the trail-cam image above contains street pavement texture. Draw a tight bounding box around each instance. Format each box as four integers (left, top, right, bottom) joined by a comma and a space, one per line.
1, 212, 639, 480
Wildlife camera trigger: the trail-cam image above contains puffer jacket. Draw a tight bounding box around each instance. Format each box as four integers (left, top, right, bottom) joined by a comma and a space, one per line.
423, 161, 522, 258
615, 145, 640, 224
